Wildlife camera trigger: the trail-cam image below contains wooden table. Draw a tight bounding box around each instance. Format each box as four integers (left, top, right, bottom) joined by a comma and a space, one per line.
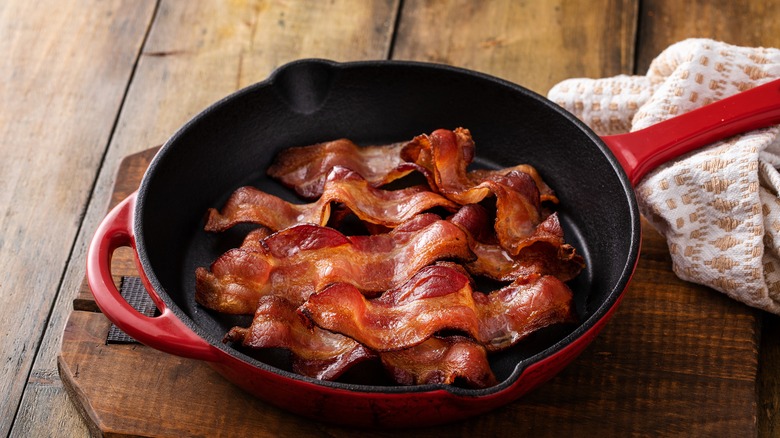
4, 1, 780, 436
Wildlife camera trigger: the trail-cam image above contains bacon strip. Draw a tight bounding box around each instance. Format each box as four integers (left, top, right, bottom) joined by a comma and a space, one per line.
264, 128, 559, 255
470, 165, 558, 204
224, 295, 497, 387
504, 215, 586, 283
300, 264, 478, 351
195, 214, 474, 314
299, 264, 576, 352
401, 127, 557, 203
224, 295, 375, 381
449, 204, 584, 282
267, 138, 426, 199
405, 128, 552, 255
380, 336, 497, 388
206, 167, 457, 232
474, 275, 577, 352
266, 129, 555, 202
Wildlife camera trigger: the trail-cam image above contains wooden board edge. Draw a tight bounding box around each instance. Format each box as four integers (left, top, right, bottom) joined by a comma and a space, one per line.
58, 315, 108, 438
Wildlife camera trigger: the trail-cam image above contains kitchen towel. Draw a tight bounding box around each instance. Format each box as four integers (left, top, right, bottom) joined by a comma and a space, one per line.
548, 38, 780, 314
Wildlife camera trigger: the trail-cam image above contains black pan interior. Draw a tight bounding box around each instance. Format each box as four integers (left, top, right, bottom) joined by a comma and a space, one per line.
135, 59, 640, 394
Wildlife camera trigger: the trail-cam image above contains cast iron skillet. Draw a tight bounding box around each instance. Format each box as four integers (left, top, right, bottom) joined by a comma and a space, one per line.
87, 59, 780, 428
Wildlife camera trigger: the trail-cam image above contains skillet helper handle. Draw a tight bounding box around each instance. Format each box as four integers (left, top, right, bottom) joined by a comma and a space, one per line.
87, 192, 218, 362
602, 77, 780, 187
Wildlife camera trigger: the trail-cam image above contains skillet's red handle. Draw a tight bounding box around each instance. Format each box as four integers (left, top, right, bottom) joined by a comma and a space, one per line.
87, 192, 219, 362
602, 78, 780, 187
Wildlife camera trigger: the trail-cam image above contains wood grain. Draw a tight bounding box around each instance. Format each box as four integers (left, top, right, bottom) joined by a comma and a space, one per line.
761, 313, 780, 437
10, 0, 401, 435
393, 0, 638, 93
0, 0, 156, 435
636, 0, 780, 73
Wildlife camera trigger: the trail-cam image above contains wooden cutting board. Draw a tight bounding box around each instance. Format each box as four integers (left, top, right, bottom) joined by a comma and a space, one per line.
59, 147, 763, 437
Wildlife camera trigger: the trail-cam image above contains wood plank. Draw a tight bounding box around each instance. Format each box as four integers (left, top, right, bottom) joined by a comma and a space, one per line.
392, 0, 638, 93
0, 0, 157, 435
761, 313, 780, 437
636, 0, 780, 73
13, 0, 401, 435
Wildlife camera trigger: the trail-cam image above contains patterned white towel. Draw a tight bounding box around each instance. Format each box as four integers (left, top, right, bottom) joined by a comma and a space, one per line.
548, 38, 780, 314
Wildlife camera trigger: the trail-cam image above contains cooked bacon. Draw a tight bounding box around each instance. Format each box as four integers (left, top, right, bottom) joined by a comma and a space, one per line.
401, 128, 475, 200
300, 263, 576, 352
267, 138, 427, 199
195, 214, 474, 314
225, 295, 496, 387
200, 128, 584, 388
266, 128, 556, 203
470, 165, 558, 204
403, 129, 554, 255
205, 166, 457, 232
401, 127, 557, 202
224, 295, 375, 381
380, 336, 497, 388
263, 128, 560, 255
507, 214, 585, 282
300, 264, 478, 351
449, 204, 584, 282
402, 128, 543, 256
485, 171, 546, 255
474, 275, 577, 352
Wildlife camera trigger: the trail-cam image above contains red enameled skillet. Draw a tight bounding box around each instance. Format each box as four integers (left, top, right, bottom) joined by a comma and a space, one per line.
87, 59, 780, 428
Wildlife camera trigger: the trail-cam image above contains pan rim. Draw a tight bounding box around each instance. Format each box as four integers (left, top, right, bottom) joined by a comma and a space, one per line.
133, 58, 642, 397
